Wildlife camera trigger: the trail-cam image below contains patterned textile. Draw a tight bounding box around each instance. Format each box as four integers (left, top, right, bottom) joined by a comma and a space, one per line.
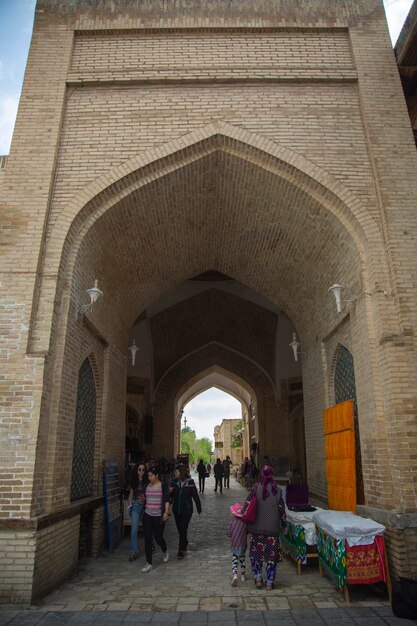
145, 485, 162, 516
282, 522, 307, 565
316, 526, 347, 589
232, 555, 246, 575
249, 533, 283, 564
316, 527, 386, 590
346, 535, 386, 584
251, 558, 277, 584
228, 517, 247, 551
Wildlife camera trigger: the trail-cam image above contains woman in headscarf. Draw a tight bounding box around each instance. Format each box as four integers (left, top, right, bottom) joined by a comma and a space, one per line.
247, 465, 286, 590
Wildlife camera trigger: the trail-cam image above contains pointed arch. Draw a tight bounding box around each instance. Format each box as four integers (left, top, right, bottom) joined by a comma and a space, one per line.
29, 122, 391, 352
175, 364, 256, 410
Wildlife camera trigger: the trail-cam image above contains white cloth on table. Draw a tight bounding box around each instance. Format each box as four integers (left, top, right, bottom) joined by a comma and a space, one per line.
312, 510, 385, 547
285, 506, 324, 545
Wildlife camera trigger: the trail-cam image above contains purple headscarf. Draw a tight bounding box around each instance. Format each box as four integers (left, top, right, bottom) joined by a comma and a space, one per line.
261, 465, 278, 500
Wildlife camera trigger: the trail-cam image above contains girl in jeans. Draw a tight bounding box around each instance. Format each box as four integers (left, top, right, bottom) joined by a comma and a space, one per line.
141, 466, 171, 572
128, 463, 148, 561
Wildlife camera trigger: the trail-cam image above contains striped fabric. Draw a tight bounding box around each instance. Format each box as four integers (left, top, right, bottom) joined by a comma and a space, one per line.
228, 517, 247, 551
145, 485, 162, 517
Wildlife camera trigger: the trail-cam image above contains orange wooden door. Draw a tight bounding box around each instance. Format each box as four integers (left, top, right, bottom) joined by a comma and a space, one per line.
323, 399, 356, 512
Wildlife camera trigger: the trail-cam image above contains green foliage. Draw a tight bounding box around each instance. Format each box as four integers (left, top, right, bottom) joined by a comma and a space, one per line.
181, 428, 213, 464
231, 420, 243, 449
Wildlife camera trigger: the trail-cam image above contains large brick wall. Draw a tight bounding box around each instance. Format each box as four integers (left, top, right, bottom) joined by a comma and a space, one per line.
0, 0, 416, 602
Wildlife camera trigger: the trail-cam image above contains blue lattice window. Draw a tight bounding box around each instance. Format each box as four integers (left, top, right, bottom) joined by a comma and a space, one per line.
334, 345, 364, 505
71, 358, 97, 501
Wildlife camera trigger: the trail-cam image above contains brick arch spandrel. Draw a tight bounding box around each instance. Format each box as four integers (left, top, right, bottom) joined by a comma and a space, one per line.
152, 343, 284, 461
29, 122, 392, 355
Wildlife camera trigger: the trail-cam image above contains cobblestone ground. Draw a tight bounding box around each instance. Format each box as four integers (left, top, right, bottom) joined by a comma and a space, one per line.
1, 475, 415, 625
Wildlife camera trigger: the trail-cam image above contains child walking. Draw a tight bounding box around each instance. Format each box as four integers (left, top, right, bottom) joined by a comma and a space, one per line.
227, 502, 247, 586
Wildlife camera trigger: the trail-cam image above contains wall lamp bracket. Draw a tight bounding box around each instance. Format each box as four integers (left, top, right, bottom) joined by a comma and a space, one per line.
76, 279, 103, 318
124, 339, 139, 366
329, 283, 391, 314
289, 332, 306, 362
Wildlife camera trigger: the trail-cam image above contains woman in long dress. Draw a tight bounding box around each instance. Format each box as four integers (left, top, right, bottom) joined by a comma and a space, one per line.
247, 465, 286, 590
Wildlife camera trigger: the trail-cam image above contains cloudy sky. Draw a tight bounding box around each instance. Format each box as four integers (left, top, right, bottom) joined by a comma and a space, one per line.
0, 0, 414, 441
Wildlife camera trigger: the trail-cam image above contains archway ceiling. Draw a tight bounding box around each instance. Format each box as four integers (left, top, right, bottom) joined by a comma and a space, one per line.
78, 148, 361, 335
156, 343, 275, 409
150, 288, 277, 386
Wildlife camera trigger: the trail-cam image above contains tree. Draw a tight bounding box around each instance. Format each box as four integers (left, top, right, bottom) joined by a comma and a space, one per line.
231, 420, 243, 449
181, 428, 213, 464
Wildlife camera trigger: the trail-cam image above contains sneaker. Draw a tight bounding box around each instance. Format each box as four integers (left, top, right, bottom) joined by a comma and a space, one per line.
241, 574, 247, 582
266, 582, 273, 591
141, 563, 152, 573
128, 553, 137, 562
231, 575, 238, 587
255, 579, 263, 588
177, 551, 184, 559
163, 552, 169, 563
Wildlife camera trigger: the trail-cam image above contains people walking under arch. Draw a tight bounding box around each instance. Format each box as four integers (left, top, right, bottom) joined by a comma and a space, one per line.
213, 458, 224, 493
141, 466, 171, 572
127, 463, 148, 562
247, 465, 286, 590
196, 459, 207, 493
170, 464, 202, 558
227, 502, 247, 586
223, 455, 232, 488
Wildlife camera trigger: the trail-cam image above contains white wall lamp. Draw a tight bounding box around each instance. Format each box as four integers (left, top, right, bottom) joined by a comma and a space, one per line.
76, 279, 103, 318
328, 283, 389, 314
128, 339, 139, 366
289, 332, 305, 362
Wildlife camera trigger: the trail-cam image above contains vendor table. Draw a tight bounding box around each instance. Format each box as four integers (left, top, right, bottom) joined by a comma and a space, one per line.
282, 507, 323, 574
313, 510, 391, 602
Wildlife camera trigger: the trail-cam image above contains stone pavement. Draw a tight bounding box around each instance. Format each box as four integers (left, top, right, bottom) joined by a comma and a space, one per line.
1, 475, 415, 625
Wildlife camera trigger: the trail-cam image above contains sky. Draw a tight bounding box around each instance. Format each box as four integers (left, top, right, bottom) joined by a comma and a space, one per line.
0, 0, 414, 441
183, 388, 242, 446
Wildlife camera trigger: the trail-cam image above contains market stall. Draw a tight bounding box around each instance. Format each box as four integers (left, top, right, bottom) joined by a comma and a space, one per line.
282, 506, 324, 574
313, 510, 391, 602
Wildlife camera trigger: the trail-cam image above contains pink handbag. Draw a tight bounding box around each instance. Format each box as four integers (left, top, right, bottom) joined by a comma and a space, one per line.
241, 492, 258, 524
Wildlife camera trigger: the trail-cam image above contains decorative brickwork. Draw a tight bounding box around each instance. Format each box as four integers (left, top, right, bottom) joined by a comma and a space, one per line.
1, 0, 416, 602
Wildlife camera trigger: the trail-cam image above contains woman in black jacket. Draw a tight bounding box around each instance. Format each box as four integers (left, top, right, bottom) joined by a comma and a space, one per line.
196, 459, 207, 493
170, 464, 202, 558
213, 458, 224, 493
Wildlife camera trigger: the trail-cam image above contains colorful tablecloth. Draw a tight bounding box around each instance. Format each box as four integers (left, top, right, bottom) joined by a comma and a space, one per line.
316, 526, 387, 590
282, 521, 307, 564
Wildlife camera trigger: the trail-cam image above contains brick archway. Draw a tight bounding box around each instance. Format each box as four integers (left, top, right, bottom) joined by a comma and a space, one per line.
174, 364, 258, 460
175, 364, 255, 408
153, 343, 283, 461
28, 122, 392, 354
32, 121, 396, 518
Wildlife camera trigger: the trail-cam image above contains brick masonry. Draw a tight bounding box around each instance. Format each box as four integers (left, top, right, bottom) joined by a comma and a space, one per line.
0, 0, 416, 602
